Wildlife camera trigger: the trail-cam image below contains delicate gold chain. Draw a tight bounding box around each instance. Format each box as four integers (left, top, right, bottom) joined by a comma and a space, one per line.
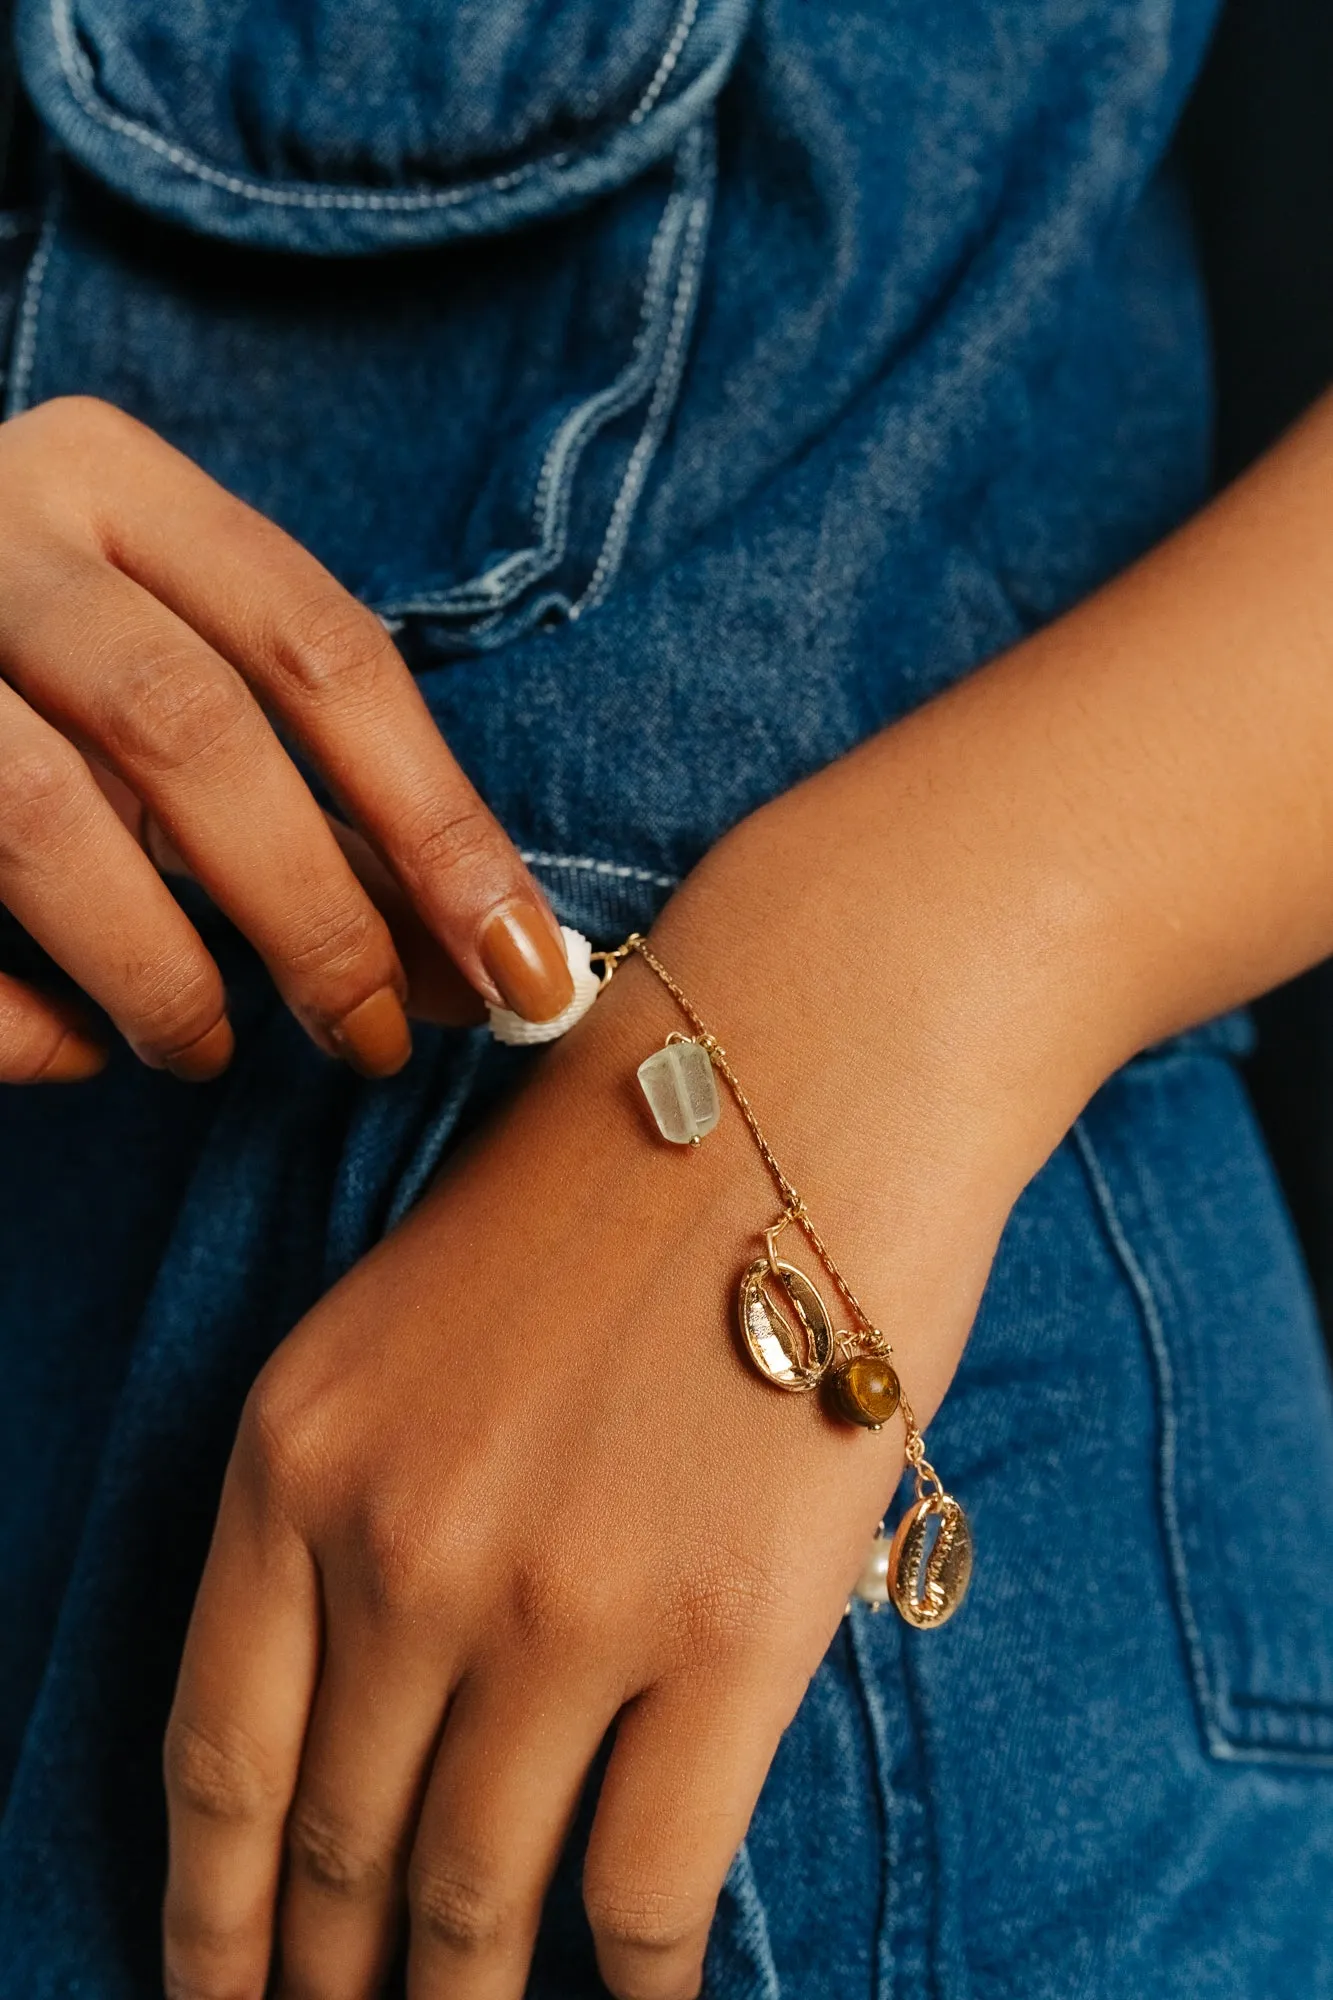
598, 932, 943, 1497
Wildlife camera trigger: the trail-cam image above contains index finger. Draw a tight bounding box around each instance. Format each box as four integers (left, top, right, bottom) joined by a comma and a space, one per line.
51, 400, 574, 1025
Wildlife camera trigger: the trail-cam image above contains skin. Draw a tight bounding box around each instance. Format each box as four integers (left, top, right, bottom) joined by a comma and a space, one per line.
11, 385, 1333, 1996
0, 395, 573, 1084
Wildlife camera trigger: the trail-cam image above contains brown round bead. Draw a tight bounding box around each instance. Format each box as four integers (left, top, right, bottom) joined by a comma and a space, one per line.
827, 1353, 902, 1429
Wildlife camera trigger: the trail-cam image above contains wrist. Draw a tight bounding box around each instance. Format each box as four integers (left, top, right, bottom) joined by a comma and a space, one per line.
543, 707, 1131, 1432
646, 769, 1111, 1216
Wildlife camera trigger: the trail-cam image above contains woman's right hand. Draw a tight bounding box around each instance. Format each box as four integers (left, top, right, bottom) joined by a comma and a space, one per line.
0, 395, 573, 1085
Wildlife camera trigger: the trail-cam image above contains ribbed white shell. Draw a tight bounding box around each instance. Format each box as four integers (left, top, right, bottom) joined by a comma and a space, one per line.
487, 927, 602, 1045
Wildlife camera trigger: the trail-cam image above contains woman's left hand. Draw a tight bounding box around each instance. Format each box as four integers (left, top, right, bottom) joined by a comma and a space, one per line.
158, 782, 1056, 2000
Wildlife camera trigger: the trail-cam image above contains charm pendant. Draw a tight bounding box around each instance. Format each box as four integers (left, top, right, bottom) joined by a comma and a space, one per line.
637, 1037, 721, 1145
826, 1336, 901, 1431
885, 1493, 973, 1628
738, 1258, 834, 1389
618, 932, 972, 1636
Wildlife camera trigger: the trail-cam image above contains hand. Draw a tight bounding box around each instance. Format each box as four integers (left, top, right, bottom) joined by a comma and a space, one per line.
159, 796, 1056, 2000
0, 397, 572, 1085
162, 375, 1333, 1998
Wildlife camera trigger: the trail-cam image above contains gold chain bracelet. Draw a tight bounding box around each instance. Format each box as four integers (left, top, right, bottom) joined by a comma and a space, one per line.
595, 933, 973, 1630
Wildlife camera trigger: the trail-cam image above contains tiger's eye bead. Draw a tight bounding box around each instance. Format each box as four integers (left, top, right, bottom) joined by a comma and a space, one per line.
827, 1353, 901, 1429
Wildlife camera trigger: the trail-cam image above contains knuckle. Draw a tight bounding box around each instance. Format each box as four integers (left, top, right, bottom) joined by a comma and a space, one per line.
238, 1362, 331, 1510
353, 1498, 443, 1624
162, 1909, 267, 2000
163, 1713, 284, 1828
399, 799, 496, 894
0, 740, 91, 856
96, 654, 253, 775
269, 592, 397, 710
286, 1796, 393, 1902
0, 1016, 72, 1085
37, 393, 133, 440
131, 955, 227, 1059
17, 394, 134, 464
499, 1551, 603, 1656
3, 400, 141, 528
409, 1859, 512, 1957
281, 893, 384, 988
584, 1880, 707, 1961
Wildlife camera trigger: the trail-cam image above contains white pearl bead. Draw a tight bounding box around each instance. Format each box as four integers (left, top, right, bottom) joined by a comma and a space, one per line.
852, 1532, 892, 1607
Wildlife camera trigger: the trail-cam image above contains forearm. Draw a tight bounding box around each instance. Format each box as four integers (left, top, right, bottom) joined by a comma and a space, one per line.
893, 385, 1333, 1057
650, 389, 1333, 1186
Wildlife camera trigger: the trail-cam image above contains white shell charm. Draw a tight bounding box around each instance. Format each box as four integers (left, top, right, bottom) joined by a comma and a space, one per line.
487, 928, 603, 1045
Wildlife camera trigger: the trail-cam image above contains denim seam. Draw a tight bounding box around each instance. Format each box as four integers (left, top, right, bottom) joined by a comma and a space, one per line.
2, 184, 58, 420
540, 128, 704, 612
518, 848, 679, 890
1075, 1115, 1333, 1770
382, 129, 703, 625
376, 119, 714, 637
846, 1608, 898, 2000
400, 183, 682, 614
630, 0, 702, 125
1207, 1735, 1333, 1769
1228, 1691, 1333, 1718
50, 0, 703, 213
1071, 1117, 1224, 1757
902, 1632, 968, 2000
572, 119, 713, 616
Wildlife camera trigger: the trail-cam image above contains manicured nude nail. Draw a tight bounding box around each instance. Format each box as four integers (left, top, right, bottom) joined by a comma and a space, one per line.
480, 902, 574, 1022
165, 1016, 235, 1082
330, 986, 413, 1078
37, 1034, 108, 1083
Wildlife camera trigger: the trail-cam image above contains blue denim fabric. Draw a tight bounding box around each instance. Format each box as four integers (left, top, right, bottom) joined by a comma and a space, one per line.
1, 0, 1332, 1992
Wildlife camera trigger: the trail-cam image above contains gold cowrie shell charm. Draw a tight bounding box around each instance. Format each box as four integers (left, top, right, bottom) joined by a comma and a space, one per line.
608, 931, 973, 1633
737, 1259, 834, 1389
885, 1494, 974, 1629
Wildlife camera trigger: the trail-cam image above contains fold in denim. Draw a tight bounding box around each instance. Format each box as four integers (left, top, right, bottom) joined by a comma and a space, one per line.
1, 0, 1331, 1993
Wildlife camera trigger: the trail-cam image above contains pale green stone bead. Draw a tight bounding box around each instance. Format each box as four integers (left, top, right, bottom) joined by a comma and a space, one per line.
637, 1040, 721, 1143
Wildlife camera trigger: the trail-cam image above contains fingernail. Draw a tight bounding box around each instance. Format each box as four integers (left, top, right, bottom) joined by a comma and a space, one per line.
38, 1034, 108, 1083
480, 902, 573, 1022
330, 986, 413, 1078
165, 1016, 235, 1082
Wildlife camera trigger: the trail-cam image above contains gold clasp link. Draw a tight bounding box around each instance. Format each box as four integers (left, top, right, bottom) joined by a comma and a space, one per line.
590, 934, 644, 985
906, 1437, 946, 1503
763, 1196, 805, 1275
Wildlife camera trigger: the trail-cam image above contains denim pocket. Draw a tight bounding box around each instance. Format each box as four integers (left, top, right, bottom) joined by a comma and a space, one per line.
1075, 1051, 1333, 1767
16, 0, 752, 252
